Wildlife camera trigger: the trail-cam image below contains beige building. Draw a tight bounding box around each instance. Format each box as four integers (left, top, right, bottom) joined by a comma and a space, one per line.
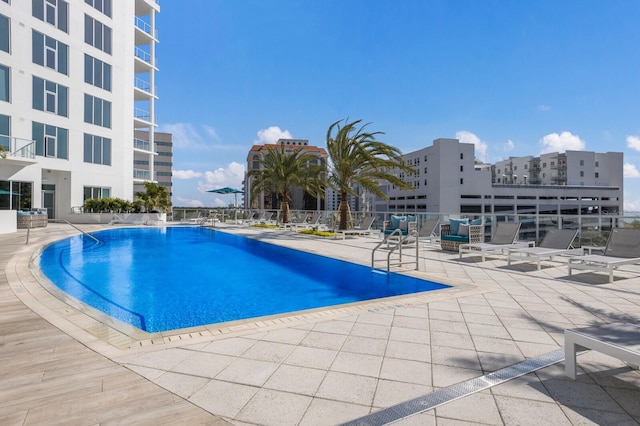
245, 139, 327, 211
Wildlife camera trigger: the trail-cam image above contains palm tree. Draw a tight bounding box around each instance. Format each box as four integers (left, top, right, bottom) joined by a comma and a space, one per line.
247, 144, 325, 224
135, 181, 171, 213
326, 118, 414, 230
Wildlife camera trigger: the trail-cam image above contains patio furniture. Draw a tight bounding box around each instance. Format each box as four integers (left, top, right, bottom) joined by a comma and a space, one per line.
440, 218, 483, 252
335, 216, 376, 239
565, 322, 640, 379
568, 227, 640, 283
459, 222, 529, 261
507, 228, 581, 270
384, 215, 418, 247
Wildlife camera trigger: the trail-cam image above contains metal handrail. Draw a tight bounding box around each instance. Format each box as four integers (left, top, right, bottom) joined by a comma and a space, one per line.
371, 229, 419, 273
59, 220, 100, 243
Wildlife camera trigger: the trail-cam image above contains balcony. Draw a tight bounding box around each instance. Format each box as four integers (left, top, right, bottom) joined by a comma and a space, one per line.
0, 135, 37, 166
133, 107, 156, 127
133, 168, 157, 182
134, 47, 157, 72
134, 77, 157, 99
134, 16, 158, 41
133, 138, 158, 154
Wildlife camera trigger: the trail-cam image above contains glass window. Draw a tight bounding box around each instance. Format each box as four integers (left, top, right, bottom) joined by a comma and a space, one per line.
84, 14, 112, 54
32, 30, 68, 75
83, 133, 112, 165
85, 93, 112, 128
0, 65, 9, 102
32, 76, 68, 117
32, 121, 68, 159
0, 114, 9, 151
32, 0, 69, 33
0, 14, 9, 53
84, 54, 111, 91
84, 186, 110, 200
85, 0, 112, 17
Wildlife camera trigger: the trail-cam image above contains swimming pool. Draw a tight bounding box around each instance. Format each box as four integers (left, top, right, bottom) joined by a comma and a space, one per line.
40, 227, 449, 333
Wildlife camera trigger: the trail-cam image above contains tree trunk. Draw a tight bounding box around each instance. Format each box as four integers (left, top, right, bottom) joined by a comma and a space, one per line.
339, 191, 349, 230
281, 201, 290, 224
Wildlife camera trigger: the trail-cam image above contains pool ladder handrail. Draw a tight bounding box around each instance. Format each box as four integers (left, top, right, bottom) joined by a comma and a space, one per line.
50, 219, 100, 243
371, 229, 419, 273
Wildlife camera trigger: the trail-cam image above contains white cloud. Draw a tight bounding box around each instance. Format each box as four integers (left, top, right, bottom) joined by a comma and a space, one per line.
537, 104, 551, 112
539, 131, 585, 154
626, 135, 640, 152
624, 163, 640, 178
624, 198, 640, 212
157, 123, 210, 150
175, 196, 204, 208
504, 140, 515, 152
255, 126, 293, 144
173, 169, 203, 179
455, 130, 488, 160
196, 161, 246, 193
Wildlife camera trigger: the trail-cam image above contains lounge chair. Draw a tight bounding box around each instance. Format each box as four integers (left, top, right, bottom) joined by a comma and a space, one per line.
565, 322, 640, 379
459, 222, 529, 262
568, 228, 640, 283
417, 219, 440, 245
291, 212, 321, 231
335, 216, 376, 239
281, 214, 308, 230
243, 211, 259, 224
180, 211, 201, 224
507, 228, 581, 270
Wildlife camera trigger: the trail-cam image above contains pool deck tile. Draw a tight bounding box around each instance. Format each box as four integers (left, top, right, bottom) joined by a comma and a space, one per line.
2, 222, 640, 425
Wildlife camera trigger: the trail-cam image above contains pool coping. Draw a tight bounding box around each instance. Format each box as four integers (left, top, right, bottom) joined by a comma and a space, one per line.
9, 224, 489, 359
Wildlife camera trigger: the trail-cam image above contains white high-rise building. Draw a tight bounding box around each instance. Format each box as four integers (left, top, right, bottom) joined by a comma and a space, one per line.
0, 0, 159, 220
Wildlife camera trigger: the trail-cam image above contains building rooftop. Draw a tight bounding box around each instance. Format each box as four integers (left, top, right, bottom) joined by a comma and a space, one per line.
2, 223, 639, 424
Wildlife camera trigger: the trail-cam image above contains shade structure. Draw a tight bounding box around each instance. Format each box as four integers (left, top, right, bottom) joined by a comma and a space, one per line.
207, 187, 244, 223
0, 189, 19, 195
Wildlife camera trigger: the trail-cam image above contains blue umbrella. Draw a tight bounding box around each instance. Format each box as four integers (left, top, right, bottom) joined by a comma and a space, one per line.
207, 187, 244, 223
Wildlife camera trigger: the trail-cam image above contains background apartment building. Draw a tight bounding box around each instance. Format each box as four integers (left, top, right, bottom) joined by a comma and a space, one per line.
245, 139, 327, 211
0, 0, 160, 220
134, 130, 172, 198
376, 138, 623, 217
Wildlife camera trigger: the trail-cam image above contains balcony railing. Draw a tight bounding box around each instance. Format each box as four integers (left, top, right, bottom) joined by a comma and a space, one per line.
133, 138, 157, 153
133, 168, 155, 180
134, 77, 155, 95
0, 135, 36, 159
134, 16, 158, 39
134, 107, 155, 123
134, 47, 154, 66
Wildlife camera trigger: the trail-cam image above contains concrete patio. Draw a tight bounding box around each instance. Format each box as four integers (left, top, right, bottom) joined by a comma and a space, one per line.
1, 222, 639, 425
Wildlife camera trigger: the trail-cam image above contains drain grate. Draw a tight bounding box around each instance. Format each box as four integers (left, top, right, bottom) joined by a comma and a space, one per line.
340, 348, 565, 426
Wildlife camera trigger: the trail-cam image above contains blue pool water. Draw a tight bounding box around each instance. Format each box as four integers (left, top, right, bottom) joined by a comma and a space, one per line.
40, 227, 449, 332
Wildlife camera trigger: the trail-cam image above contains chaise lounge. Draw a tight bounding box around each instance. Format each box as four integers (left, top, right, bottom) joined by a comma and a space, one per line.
567, 227, 640, 283
507, 228, 581, 270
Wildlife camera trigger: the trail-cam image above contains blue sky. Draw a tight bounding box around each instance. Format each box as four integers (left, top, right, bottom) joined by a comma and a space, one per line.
155, 0, 640, 211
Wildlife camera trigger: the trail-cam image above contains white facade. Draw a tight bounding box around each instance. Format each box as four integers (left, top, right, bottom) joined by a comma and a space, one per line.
376, 138, 623, 217
0, 0, 159, 219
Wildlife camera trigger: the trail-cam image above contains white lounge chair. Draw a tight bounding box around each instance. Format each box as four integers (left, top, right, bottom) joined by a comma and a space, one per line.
507, 228, 581, 270
282, 213, 309, 230
417, 219, 440, 245
565, 322, 640, 379
568, 228, 640, 283
335, 216, 376, 239
291, 212, 321, 231
459, 222, 530, 262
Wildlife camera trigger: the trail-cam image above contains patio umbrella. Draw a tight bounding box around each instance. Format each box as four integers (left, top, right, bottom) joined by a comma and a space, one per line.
207, 187, 244, 223
0, 189, 19, 195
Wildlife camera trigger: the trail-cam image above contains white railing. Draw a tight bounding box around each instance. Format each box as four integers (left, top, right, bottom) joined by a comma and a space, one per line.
0, 135, 36, 159
134, 16, 158, 39
133, 138, 157, 153
134, 77, 155, 95
133, 107, 155, 124
133, 168, 151, 180
134, 47, 154, 66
